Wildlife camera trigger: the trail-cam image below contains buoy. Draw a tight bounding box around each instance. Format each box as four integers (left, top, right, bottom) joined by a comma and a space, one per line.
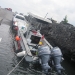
15, 36, 20, 41
16, 51, 26, 57
14, 26, 18, 30
39, 41, 43, 45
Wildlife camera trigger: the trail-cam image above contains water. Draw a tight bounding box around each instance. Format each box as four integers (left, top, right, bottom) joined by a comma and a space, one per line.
0, 24, 75, 75
0, 23, 46, 75
62, 58, 75, 75
0, 24, 14, 75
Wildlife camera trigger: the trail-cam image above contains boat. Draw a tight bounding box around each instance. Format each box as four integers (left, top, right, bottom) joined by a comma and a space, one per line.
12, 23, 65, 75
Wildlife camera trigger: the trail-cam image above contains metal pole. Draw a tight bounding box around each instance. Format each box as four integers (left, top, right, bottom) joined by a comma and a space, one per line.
44, 13, 48, 19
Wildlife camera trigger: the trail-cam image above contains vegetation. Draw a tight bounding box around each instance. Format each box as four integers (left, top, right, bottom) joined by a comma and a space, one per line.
63, 15, 68, 24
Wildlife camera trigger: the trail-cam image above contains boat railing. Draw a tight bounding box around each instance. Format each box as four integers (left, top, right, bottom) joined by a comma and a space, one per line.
19, 30, 32, 56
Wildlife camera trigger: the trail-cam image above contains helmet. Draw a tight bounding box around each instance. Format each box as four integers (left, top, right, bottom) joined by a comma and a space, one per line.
39, 41, 43, 45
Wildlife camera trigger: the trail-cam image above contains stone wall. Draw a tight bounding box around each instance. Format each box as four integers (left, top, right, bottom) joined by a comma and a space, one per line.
25, 15, 75, 59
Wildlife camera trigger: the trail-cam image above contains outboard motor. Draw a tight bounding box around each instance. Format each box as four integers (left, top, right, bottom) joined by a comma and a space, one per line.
51, 47, 64, 75
38, 45, 51, 74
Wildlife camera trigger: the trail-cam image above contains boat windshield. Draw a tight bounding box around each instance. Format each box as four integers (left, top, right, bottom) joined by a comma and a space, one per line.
30, 35, 41, 44
16, 16, 25, 20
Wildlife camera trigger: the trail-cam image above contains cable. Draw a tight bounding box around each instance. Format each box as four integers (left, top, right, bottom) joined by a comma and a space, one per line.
7, 55, 26, 75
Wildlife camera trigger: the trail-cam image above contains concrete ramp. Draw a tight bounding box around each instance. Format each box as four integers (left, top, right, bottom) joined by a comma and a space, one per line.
0, 8, 13, 20
0, 8, 13, 25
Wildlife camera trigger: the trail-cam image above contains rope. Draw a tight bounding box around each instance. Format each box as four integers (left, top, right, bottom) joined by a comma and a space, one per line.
7, 55, 26, 75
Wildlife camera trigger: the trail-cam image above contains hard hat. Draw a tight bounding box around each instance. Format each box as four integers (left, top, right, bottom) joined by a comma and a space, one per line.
15, 36, 20, 41
39, 41, 43, 45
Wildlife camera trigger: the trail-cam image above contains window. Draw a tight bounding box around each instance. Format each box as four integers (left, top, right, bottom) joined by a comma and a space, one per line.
30, 35, 41, 44
16, 16, 25, 20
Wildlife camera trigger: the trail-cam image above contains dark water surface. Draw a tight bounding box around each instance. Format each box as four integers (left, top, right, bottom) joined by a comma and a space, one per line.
0, 24, 45, 75
0, 24, 75, 75
0, 24, 28, 75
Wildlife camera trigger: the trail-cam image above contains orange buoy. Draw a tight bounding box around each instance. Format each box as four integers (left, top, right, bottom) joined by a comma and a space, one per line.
15, 36, 20, 41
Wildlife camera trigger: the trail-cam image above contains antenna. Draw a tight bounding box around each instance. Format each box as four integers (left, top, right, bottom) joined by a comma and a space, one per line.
44, 13, 48, 19
38, 13, 48, 31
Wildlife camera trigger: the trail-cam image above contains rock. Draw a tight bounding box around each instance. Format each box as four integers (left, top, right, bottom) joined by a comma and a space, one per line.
25, 15, 75, 59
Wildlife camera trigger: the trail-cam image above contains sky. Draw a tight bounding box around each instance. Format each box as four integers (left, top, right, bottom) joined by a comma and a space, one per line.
0, 0, 75, 25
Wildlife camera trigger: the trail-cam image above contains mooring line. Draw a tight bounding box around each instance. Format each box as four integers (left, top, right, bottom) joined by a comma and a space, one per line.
7, 55, 26, 75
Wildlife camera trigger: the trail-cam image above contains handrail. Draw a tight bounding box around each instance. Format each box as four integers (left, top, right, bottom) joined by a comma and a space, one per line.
19, 31, 32, 56
44, 38, 53, 49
